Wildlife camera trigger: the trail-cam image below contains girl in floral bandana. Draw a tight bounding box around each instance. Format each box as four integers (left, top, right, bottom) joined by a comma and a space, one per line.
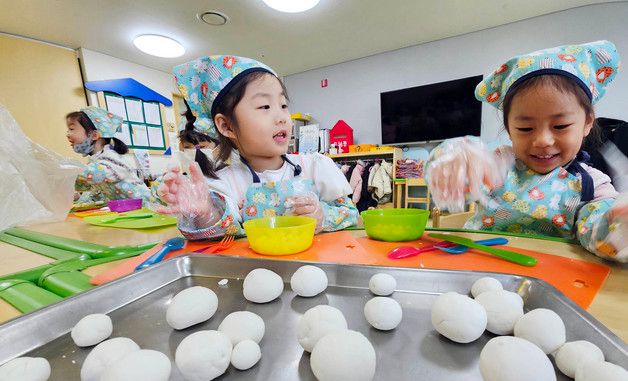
427, 41, 627, 262
66, 106, 154, 204
158, 56, 358, 239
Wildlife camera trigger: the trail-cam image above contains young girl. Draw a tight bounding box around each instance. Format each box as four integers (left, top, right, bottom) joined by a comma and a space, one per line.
66, 106, 155, 204
158, 55, 358, 239
176, 100, 222, 176
427, 40, 627, 262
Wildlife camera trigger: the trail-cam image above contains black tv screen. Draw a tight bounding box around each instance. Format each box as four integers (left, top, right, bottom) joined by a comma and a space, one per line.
380, 75, 483, 144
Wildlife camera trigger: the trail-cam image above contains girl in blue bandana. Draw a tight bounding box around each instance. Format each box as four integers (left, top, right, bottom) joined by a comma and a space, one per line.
157, 56, 358, 239
66, 106, 154, 204
427, 41, 627, 262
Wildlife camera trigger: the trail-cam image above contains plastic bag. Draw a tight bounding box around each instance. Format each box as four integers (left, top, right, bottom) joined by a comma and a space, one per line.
426, 137, 514, 213
0, 103, 83, 230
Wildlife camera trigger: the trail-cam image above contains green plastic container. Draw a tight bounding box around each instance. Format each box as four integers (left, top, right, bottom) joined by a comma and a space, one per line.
361, 208, 430, 242
0, 280, 63, 313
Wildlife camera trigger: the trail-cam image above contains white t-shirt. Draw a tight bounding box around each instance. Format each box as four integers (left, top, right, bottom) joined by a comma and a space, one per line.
207, 153, 352, 216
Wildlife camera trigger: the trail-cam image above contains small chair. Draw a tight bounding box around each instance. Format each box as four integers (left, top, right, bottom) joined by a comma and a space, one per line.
432, 203, 476, 229
404, 178, 430, 209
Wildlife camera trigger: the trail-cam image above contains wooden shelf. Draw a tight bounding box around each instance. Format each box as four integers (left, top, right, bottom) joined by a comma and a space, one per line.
327, 149, 399, 159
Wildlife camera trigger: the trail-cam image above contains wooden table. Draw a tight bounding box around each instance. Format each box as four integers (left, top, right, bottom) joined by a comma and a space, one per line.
1, 218, 627, 342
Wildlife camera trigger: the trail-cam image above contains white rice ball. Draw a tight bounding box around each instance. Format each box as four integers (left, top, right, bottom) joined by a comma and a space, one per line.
297, 305, 348, 352
71, 313, 113, 347
575, 360, 628, 381
368, 273, 396, 296
514, 308, 566, 354
471, 277, 503, 298
475, 290, 523, 335
290, 265, 328, 297
431, 292, 487, 343
230, 339, 261, 370
243, 268, 284, 303
480, 336, 556, 381
80, 337, 140, 381
554, 340, 604, 378
166, 286, 218, 330
100, 349, 171, 381
364, 297, 402, 330
175, 330, 232, 381
0, 357, 50, 381
310, 330, 376, 381
218, 311, 265, 345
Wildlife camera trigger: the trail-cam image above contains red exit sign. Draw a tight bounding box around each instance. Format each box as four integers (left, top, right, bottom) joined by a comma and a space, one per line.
321, 79, 328, 88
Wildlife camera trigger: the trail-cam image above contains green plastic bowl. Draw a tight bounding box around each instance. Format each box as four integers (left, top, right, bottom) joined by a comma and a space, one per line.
361, 208, 429, 242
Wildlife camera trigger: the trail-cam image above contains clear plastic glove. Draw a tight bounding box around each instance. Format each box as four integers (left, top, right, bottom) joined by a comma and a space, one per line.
285, 191, 324, 233
606, 193, 628, 262
426, 138, 514, 213
156, 162, 222, 230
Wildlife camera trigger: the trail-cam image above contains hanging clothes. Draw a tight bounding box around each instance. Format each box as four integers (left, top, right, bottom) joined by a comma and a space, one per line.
349, 160, 366, 204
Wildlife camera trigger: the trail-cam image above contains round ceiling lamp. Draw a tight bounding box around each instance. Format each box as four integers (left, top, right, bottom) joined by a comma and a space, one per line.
262, 0, 320, 13
133, 35, 185, 58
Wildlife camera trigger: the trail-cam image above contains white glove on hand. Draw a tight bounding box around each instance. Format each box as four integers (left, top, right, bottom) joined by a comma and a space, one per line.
607, 193, 628, 262
156, 162, 221, 230
285, 191, 324, 233
426, 138, 514, 213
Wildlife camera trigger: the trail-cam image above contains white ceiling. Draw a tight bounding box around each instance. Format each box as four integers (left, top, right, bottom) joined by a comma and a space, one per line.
0, 0, 620, 76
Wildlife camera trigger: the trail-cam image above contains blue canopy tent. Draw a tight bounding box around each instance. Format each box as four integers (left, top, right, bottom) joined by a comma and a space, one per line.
84, 78, 172, 106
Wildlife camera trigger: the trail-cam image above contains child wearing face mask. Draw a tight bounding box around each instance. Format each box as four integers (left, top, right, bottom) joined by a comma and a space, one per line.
158, 55, 358, 238
66, 106, 155, 204
426, 40, 627, 262
175, 100, 223, 175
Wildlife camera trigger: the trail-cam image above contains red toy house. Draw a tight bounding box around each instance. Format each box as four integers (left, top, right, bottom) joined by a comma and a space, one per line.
329, 120, 354, 154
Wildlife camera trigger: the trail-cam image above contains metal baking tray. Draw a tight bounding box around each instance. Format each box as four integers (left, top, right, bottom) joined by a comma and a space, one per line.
0, 255, 626, 380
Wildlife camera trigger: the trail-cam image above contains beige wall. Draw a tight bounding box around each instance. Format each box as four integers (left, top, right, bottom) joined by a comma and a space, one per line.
0, 34, 87, 157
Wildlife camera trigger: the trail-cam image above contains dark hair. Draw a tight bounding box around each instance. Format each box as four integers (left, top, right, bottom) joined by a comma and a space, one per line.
179, 100, 219, 177
66, 111, 129, 155
502, 75, 601, 147
202, 71, 290, 179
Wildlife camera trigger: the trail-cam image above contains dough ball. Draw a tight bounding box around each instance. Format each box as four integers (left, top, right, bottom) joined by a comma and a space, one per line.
230, 339, 261, 370
80, 337, 140, 381
218, 311, 265, 345
431, 292, 487, 343
175, 330, 232, 381
243, 268, 284, 303
575, 361, 628, 381
100, 349, 171, 381
297, 305, 348, 352
514, 308, 565, 354
475, 290, 523, 335
480, 336, 556, 381
310, 330, 376, 381
554, 340, 604, 378
368, 273, 396, 296
364, 297, 402, 331
71, 313, 113, 347
471, 277, 503, 298
167, 286, 218, 330
290, 265, 328, 297
0, 357, 50, 381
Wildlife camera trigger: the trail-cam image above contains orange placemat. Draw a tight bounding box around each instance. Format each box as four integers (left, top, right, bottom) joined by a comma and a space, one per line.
91, 232, 609, 309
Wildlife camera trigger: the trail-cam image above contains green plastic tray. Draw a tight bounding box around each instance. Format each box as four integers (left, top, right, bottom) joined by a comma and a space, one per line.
83, 208, 177, 229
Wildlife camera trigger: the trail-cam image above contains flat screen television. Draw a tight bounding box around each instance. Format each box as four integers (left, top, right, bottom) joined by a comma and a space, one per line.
380, 75, 483, 145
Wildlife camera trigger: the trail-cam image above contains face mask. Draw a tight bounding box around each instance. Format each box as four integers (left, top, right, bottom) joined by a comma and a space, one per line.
177, 147, 218, 172
72, 133, 95, 156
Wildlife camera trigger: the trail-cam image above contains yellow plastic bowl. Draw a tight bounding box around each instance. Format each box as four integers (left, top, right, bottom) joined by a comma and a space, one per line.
243, 216, 316, 255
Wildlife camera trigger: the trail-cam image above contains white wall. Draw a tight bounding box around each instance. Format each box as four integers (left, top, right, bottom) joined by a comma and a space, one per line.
79, 48, 179, 174
284, 2, 628, 154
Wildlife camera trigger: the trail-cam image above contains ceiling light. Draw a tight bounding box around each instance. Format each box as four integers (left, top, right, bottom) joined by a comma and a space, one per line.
133, 35, 185, 58
262, 0, 320, 13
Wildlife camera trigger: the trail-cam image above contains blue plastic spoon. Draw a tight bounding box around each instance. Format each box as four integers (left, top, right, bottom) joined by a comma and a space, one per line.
135, 237, 186, 270
436, 237, 509, 254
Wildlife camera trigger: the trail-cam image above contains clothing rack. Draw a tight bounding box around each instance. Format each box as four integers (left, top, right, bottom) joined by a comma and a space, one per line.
327, 148, 403, 207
